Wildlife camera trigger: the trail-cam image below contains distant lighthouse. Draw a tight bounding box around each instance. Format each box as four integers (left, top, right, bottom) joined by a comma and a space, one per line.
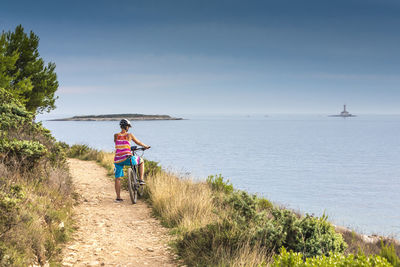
341, 105, 349, 116
329, 105, 356, 117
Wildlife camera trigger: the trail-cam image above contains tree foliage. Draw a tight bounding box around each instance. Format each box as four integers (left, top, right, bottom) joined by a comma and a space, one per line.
0, 34, 31, 96
1, 25, 58, 113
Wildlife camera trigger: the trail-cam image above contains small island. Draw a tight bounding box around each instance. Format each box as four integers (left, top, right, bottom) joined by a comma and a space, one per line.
50, 113, 183, 121
329, 105, 356, 117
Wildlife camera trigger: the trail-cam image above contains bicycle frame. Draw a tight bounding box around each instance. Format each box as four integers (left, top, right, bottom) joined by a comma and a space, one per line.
126, 146, 146, 204
129, 146, 144, 180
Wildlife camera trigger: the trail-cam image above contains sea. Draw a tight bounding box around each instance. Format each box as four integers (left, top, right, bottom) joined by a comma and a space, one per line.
39, 114, 400, 239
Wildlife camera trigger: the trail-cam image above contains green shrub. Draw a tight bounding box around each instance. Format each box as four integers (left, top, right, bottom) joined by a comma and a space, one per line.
0, 103, 31, 131
0, 89, 32, 132
257, 197, 274, 211
67, 144, 91, 158
227, 191, 259, 222
207, 174, 233, 194
293, 214, 347, 257
48, 141, 68, 166
176, 187, 347, 266
224, 191, 347, 257
0, 183, 25, 233
144, 159, 162, 177
273, 247, 393, 267
268, 209, 347, 257
0, 138, 47, 166
381, 241, 400, 267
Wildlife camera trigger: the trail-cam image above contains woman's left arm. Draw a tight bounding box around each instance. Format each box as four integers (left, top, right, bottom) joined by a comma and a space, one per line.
130, 134, 150, 149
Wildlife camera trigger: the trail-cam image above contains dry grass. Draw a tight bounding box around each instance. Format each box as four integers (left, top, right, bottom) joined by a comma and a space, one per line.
0, 162, 74, 266
218, 241, 273, 267
145, 171, 217, 232
96, 151, 115, 176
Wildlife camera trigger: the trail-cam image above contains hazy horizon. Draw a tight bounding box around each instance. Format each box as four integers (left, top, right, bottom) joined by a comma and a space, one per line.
36, 111, 400, 121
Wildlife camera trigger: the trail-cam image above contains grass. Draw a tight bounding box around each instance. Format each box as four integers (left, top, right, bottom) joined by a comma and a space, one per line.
145, 171, 216, 232
0, 160, 74, 266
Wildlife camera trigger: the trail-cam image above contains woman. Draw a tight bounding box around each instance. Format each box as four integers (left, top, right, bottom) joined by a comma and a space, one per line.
114, 118, 150, 202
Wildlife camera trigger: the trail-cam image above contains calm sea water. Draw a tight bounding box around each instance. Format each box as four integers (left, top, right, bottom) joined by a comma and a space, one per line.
40, 115, 400, 238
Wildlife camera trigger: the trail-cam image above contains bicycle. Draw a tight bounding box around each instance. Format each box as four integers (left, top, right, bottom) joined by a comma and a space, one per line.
127, 146, 148, 204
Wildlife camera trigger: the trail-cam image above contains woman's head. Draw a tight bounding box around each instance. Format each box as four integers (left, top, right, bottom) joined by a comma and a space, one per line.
119, 119, 132, 131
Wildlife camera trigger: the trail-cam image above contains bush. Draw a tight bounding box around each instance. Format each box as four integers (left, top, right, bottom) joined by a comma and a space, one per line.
223, 191, 347, 257
175, 189, 347, 265
290, 213, 347, 258
0, 138, 47, 166
207, 174, 233, 194
381, 241, 400, 267
273, 247, 392, 267
48, 141, 68, 167
0, 183, 25, 234
144, 159, 162, 177
66, 144, 91, 158
0, 102, 31, 131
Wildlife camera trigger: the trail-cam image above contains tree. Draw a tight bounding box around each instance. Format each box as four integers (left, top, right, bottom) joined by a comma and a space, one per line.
4, 25, 58, 113
0, 34, 33, 100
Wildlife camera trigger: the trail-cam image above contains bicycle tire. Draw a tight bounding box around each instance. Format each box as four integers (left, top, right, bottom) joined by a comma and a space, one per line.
127, 167, 138, 204
133, 167, 144, 198
137, 181, 144, 197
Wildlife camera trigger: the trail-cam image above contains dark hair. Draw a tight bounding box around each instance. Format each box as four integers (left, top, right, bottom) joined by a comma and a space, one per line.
119, 119, 132, 129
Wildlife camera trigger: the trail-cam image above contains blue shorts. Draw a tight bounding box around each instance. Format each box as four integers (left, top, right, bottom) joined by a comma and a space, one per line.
114, 156, 143, 178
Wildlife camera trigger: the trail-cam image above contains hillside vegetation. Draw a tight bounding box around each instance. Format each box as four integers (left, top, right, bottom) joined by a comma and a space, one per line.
0, 88, 73, 266
68, 145, 400, 266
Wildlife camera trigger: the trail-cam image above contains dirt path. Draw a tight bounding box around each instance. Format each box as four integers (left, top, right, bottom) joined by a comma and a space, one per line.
62, 159, 177, 267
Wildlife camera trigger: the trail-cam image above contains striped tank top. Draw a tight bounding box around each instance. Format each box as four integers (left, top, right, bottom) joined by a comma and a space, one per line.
114, 132, 133, 163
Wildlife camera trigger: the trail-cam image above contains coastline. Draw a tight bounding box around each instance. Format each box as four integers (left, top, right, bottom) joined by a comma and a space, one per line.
50, 117, 184, 121
49, 113, 183, 121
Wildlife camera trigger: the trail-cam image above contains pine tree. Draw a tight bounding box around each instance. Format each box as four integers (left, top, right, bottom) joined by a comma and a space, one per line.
4, 25, 58, 113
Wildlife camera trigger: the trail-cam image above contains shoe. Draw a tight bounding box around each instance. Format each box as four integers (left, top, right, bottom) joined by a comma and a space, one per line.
138, 180, 146, 185
115, 198, 123, 202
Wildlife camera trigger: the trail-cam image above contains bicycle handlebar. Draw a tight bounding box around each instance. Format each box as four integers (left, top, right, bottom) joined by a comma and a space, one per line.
131, 146, 149, 152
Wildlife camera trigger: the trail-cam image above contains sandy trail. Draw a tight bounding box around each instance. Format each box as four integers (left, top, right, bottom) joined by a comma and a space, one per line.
62, 159, 176, 267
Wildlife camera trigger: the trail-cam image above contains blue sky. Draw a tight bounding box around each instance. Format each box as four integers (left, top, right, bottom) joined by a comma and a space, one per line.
1, 0, 400, 115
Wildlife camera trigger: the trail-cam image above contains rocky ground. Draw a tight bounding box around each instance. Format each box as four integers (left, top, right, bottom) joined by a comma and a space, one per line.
61, 159, 177, 267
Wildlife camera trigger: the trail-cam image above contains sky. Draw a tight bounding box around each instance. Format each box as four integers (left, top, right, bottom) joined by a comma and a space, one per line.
1, 0, 400, 116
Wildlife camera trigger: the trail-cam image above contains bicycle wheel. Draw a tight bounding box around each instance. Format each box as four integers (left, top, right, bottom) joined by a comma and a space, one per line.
127, 167, 138, 204
137, 180, 144, 197
133, 168, 144, 198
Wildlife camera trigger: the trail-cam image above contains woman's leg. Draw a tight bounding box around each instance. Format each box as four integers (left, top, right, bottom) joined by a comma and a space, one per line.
114, 163, 124, 200
115, 177, 121, 199
138, 161, 145, 181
